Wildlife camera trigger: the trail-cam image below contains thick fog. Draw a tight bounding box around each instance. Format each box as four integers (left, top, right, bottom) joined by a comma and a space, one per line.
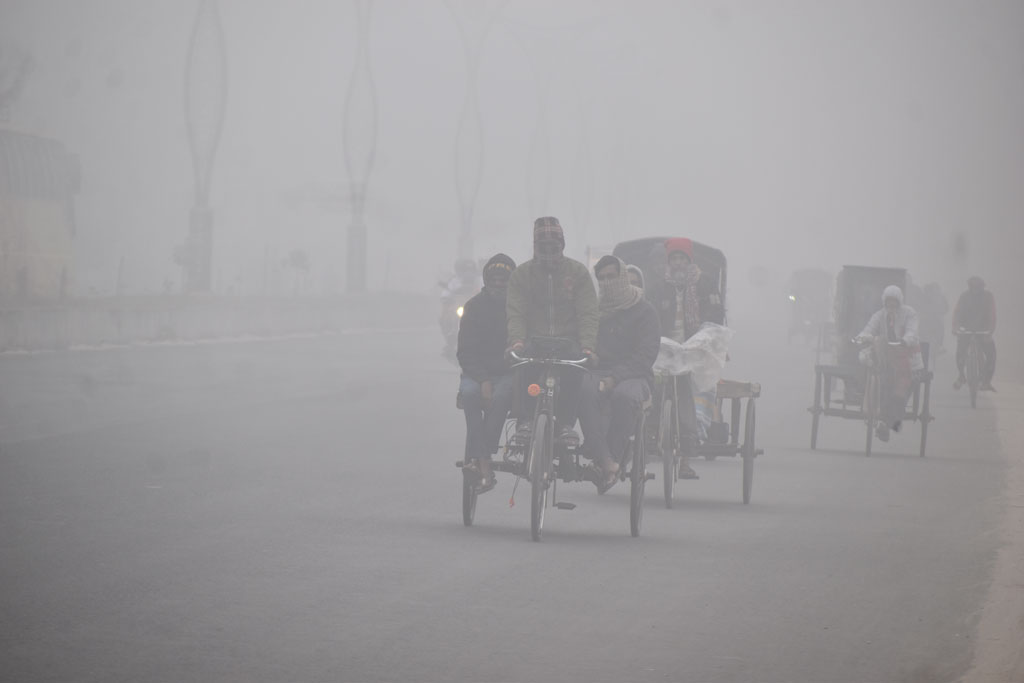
3, 0, 1021, 308
4, 4, 1024, 681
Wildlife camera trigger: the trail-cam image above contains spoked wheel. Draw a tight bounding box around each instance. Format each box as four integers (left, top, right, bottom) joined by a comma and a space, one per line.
919, 378, 931, 458
462, 467, 478, 526
630, 412, 647, 537
529, 413, 551, 542
742, 399, 756, 504
863, 373, 878, 457
659, 398, 675, 509
967, 348, 979, 409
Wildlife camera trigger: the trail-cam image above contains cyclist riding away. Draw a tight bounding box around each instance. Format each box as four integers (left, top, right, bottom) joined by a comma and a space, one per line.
578, 256, 661, 492
952, 276, 997, 392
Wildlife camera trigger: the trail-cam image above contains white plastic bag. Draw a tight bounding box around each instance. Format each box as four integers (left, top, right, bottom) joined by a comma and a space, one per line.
652, 323, 734, 393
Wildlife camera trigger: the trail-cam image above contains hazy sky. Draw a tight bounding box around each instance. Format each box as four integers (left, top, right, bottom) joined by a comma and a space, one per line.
2, 0, 1021, 300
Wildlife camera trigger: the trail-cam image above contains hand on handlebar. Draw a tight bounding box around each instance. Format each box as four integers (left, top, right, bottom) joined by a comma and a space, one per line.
505, 341, 525, 362
583, 348, 598, 368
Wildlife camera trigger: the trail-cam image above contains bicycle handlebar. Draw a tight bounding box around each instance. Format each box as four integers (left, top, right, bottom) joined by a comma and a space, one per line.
508, 350, 590, 368
956, 328, 992, 335
852, 337, 904, 346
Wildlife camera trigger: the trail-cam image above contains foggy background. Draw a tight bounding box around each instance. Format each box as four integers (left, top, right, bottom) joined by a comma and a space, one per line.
3, 4, 1024, 681
1, 0, 1021, 331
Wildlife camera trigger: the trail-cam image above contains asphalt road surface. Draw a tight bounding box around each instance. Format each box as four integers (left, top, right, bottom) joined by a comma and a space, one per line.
1, 329, 1020, 683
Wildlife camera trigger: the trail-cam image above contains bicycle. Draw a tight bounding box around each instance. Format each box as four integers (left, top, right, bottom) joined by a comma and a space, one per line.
854, 336, 905, 456
956, 328, 991, 409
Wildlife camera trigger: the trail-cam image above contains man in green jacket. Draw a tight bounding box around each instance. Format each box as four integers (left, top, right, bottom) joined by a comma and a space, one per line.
506, 216, 599, 439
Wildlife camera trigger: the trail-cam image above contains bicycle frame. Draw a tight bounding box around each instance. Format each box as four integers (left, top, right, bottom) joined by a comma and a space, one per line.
508, 351, 588, 475
957, 329, 991, 407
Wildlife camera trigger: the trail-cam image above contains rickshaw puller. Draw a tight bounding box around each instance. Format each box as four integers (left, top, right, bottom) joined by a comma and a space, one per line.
857, 285, 923, 442
506, 216, 599, 442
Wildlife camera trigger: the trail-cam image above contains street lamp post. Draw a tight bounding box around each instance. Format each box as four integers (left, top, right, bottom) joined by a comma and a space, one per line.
447, 0, 505, 260
343, 0, 378, 293
182, 0, 227, 293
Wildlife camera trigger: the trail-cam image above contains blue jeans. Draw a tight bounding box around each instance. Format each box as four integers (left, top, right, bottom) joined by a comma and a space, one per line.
460, 374, 515, 463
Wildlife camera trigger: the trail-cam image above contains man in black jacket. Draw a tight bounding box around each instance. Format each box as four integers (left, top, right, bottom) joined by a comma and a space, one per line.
457, 254, 516, 492
578, 255, 661, 492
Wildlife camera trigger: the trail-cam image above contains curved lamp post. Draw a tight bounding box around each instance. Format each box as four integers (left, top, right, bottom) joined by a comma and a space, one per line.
182, 0, 227, 293
343, 0, 378, 293
446, 0, 505, 259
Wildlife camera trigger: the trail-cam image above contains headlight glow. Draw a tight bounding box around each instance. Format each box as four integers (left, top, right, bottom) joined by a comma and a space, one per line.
456, 306, 464, 317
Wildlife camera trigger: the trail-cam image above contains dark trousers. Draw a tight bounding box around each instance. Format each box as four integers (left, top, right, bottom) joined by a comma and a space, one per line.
515, 364, 583, 430
652, 373, 699, 457
578, 375, 649, 464
956, 335, 996, 384
460, 374, 515, 462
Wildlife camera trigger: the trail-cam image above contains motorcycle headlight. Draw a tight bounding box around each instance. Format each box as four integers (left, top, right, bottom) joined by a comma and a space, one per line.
456, 306, 464, 318
788, 295, 797, 302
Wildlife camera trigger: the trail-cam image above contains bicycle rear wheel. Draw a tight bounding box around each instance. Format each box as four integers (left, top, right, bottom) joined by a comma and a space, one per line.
630, 412, 647, 537
967, 344, 979, 409
659, 398, 675, 509
529, 413, 551, 542
462, 467, 478, 526
863, 372, 878, 457
742, 399, 756, 504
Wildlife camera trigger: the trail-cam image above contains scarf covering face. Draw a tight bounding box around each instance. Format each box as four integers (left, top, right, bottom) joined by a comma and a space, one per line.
533, 216, 565, 269
599, 257, 643, 316
483, 253, 516, 302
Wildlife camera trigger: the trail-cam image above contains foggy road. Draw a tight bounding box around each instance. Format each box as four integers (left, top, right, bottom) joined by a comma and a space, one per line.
1, 329, 1019, 683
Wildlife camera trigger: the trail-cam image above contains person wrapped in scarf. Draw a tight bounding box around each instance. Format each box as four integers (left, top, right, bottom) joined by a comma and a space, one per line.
577, 255, 661, 492
651, 238, 705, 478
456, 253, 517, 493
505, 216, 599, 440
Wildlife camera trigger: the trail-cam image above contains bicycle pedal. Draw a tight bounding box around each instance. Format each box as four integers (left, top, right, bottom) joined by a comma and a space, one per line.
554, 502, 576, 510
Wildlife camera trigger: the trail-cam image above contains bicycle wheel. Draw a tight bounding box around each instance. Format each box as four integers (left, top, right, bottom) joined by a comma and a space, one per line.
659, 398, 675, 509
863, 373, 877, 457
967, 344, 979, 409
630, 412, 647, 537
529, 413, 551, 542
462, 467, 478, 527
742, 399, 756, 504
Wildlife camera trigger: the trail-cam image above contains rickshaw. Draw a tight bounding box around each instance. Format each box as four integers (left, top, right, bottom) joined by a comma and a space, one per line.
456, 336, 652, 541
808, 265, 934, 457
612, 237, 763, 507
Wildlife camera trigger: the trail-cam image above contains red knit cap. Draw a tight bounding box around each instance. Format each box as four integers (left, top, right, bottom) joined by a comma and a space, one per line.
664, 237, 693, 259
